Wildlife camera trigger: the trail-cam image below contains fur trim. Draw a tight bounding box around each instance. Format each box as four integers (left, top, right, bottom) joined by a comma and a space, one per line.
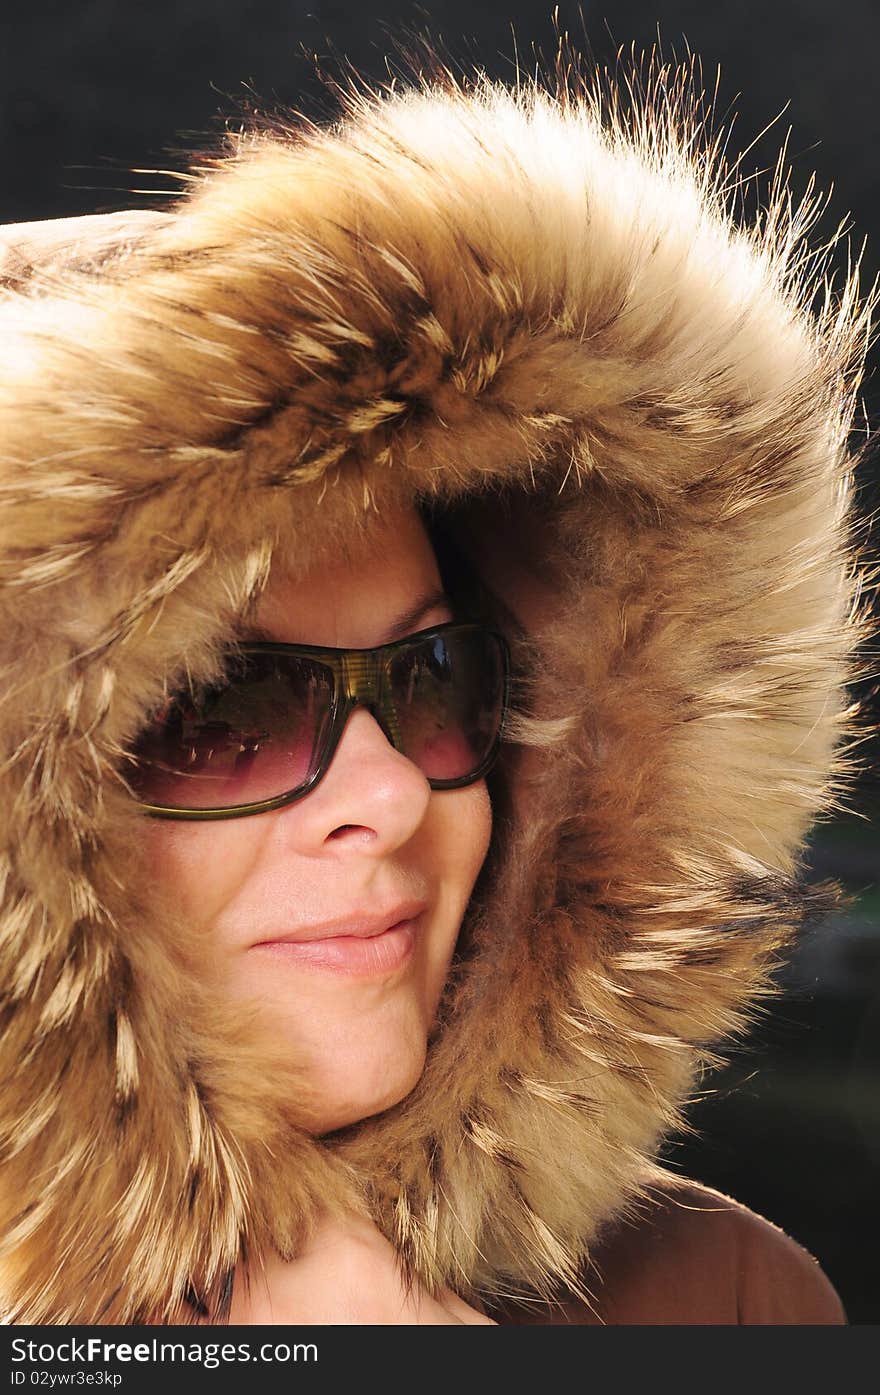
0, 50, 876, 1322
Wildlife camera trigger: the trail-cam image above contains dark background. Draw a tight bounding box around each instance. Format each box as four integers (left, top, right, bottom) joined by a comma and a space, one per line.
3, 2, 878, 1322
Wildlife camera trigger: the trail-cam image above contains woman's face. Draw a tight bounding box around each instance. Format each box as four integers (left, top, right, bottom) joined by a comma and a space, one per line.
144, 502, 493, 1134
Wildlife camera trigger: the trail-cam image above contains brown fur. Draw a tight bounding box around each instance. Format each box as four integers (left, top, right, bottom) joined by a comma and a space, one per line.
0, 48, 877, 1322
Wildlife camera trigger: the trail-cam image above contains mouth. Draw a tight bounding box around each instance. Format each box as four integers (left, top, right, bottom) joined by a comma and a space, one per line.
250, 904, 426, 977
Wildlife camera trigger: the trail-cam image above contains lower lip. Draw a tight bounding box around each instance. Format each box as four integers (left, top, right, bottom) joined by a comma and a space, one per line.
251, 918, 418, 976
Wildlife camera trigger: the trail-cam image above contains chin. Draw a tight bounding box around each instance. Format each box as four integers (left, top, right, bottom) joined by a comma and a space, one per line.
311, 1038, 429, 1136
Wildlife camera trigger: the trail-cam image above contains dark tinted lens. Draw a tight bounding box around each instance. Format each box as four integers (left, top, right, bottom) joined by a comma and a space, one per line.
127, 652, 335, 810
384, 628, 505, 783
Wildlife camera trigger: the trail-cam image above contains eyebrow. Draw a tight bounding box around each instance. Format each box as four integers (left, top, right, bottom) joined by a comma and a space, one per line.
240, 586, 453, 647
381, 587, 452, 642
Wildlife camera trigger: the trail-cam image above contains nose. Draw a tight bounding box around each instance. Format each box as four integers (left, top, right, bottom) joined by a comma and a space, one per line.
272, 703, 432, 853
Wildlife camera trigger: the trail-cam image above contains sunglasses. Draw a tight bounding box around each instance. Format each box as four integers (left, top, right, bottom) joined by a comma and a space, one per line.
125, 621, 511, 820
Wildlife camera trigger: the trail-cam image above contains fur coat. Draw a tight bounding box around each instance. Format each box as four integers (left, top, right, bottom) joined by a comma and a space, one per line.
0, 54, 875, 1324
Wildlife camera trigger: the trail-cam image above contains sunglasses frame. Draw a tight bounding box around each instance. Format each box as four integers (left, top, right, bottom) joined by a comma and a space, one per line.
132, 620, 511, 821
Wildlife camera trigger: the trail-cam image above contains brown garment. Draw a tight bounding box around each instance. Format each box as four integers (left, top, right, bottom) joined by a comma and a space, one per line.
490, 1179, 846, 1325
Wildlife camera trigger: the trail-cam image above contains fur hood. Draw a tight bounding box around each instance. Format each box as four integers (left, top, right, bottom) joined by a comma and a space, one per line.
0, 55, 876, 1324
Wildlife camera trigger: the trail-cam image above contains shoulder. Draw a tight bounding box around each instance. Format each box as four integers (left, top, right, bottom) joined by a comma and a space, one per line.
593, 1177, 846, 1325
495, 1178, 846, 1325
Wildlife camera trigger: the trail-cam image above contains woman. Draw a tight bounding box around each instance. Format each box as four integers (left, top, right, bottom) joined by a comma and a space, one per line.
0, 50, 873, 1324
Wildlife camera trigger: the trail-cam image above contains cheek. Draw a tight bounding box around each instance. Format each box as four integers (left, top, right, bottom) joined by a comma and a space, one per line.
460, 779, 494, 883
143, 821, 259, 933
438, 778, 493, 906
420, 780, 493, 992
